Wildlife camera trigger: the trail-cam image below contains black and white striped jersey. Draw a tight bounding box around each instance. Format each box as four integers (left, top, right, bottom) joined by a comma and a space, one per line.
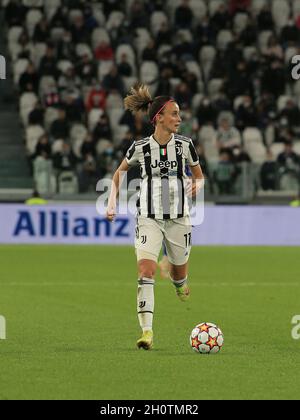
125, 133, 199, 220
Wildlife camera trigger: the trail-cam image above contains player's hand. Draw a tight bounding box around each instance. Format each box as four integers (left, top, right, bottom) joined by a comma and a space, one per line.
186, 179, 203, 198
106, 204, 116, 222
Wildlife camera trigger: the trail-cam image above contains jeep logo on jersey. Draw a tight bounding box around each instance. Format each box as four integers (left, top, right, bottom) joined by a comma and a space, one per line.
151, 160, 178, 170
0, 55, 6, 80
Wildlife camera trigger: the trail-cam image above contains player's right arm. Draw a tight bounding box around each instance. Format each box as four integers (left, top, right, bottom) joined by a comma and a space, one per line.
106, 159, 130, 222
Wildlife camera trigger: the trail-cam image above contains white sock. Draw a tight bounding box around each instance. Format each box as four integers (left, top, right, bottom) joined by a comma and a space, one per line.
171, 277, 187, 288
137, 278, 154, 333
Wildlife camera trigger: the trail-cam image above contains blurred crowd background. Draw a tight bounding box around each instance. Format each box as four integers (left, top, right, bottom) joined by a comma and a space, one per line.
1, 0, 300, 201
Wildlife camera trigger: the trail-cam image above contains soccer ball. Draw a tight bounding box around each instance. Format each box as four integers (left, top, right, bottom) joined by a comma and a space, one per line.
190, 322, 224, 354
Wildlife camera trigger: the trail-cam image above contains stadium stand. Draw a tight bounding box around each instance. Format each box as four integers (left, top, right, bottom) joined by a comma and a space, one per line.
1, 0, 300, 200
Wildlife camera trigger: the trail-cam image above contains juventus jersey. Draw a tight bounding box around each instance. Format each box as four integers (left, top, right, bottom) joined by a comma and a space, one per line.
125, 133, 199, 220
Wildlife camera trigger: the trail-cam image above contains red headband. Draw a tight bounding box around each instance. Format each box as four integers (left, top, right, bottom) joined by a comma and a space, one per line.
151, 99, 174, 124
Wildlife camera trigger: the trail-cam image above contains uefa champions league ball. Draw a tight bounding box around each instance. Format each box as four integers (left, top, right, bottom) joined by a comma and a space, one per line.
190, 322, 224, 354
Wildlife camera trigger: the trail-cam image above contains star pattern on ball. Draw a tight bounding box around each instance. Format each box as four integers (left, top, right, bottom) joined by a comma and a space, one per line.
192, 337, 200, 348
198, 324, 209, 332
207, 337, 217, 349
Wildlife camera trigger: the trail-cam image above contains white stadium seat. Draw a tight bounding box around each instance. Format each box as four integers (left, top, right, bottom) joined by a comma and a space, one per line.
150, 11, 168, 36
44, 107, 59, 131
140, 61, 158, 84
216, 30, 233, 51
209, 0, 225, 17
250, 0, 267, 16
92, 28, 110, 49
243, 128, 266, 163
234, 13, 249, 34
88, 109, 104, 132
70, 124, 88, 143
26, 9, 43, 38
26, 124, 45, 155
106, 11, 125, 32
270, 143, 283, 158
293, 0, 300, 18
13, 58, 29, 85
277, 95, 292, 111
199, 126, 218, 162
75, 43, 93, 59
208, 79, 223, 97
20, 92, 38, 126
272, 0, 290, 30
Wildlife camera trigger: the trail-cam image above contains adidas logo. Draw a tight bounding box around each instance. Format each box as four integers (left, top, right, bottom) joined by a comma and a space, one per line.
145, 152, 151, 157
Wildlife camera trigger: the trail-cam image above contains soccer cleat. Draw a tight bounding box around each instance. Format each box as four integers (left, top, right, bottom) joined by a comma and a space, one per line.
136, 330, 153, 350
175, 283, 190, 302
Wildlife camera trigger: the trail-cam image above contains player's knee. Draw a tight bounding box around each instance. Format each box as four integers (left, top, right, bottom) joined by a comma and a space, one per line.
138, 259, 156, 279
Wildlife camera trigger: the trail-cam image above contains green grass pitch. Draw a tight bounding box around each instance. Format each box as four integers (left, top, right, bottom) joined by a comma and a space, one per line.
0, 245, 300, 400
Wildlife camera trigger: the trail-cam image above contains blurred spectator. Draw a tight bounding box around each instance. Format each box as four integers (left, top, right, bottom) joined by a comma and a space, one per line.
142, 39, 157, 62
102, 66, 125, 96
117, 130, 134, 159
211, 3, 231, 32
56, 30, 74, 61
277, 141, 300, 175
261, 60, 285, 98
5, 0, 26, 26
179, 108, 198, 138
50, 108, 69, 141
195, 15, 215, 46
257, 5, 274, 31
214, 149, 238, 195
25, 190, 48, 205
216, 118, 241, 151
279, 100, 300, 130
76, 54, 97, 84
63, 93, 85, 123
229, 0, 251, 15
28, 102, 44, 126
197, 98, 217, 127
33, 18, 49, 43
130, 0, 149, 29
280, 18, 299, 45
174, 81, 192, 109
39, 44, 58, 78
19, 62, 39, 94
236, 96, 258, 131
94, 41, 114, 61
175, 0, 193, 29
53, 142, 77, 172
93, 114, 112, 142
156, 22, 172, 47
117, 54, 133, 77
58, 67, 82, 97
80, 133, 96, 159
78, 153, 98, 192
71, 14, 90, 45
263, 35, 284, 61
86, 83, 107, 112
34, 134, 52, 159
260, 150, 277, 190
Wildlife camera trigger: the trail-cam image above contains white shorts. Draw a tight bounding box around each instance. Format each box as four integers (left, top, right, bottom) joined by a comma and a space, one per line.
135, 216, 192, 266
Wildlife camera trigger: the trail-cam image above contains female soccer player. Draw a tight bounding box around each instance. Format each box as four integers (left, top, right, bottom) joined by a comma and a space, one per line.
106, 84, 204, 350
